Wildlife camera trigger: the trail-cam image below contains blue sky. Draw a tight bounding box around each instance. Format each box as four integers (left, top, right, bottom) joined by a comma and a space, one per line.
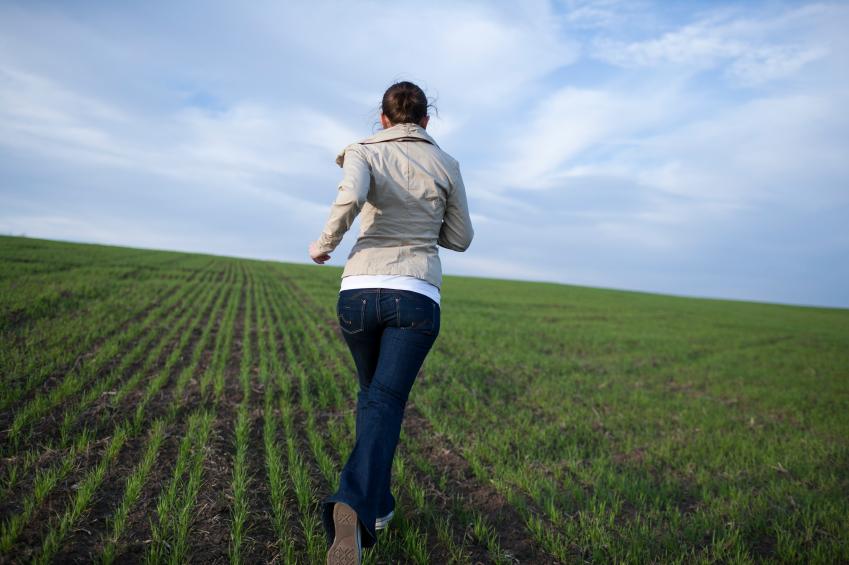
1, 1, 847, 308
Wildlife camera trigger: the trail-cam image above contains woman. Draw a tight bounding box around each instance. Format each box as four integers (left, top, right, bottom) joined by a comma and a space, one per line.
308, 80, 474, 565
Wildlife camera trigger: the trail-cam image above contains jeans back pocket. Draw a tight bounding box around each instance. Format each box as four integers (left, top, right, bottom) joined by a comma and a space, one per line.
395, 295, 439, 336
338, 296, 366, 334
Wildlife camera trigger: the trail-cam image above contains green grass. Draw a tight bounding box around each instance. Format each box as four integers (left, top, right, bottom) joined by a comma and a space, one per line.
228, 272, 254, 564
100, 419, 167, 565
1, 234, 847, 564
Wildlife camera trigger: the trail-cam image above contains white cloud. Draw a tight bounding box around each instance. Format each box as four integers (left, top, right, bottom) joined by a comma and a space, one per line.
529, 89, 849, 265
591, 3, 835, 86
167, 104, 359, 184
260, 1, 579, 126
481, 81, 682, 192
557, 0, 654, 30
0, 63, 360, 200
632, 93, 847, 208
440, 254, 566, 285
728, 45, 828, 86
0, 66, 134, 168
0, 214, 120, 244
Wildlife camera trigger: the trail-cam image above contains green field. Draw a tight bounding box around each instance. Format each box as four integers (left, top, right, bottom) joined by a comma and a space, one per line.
1, 235, 847, 564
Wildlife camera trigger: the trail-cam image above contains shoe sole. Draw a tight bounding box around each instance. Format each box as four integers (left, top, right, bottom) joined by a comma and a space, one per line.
327, 502, 361, 565
375, 509, 394, 530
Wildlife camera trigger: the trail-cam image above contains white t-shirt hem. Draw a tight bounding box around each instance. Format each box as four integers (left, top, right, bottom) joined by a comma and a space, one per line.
339, 274, 441, 306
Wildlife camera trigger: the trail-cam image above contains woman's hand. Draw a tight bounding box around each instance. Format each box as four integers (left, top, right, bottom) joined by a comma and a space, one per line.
309, 241, 331, 264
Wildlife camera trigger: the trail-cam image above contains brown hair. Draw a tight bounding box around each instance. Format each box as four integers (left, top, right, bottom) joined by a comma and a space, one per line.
381, 81, 437, 126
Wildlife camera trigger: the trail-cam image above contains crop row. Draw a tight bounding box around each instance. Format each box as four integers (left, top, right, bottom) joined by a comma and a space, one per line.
1, 262, 233, 561
0, 255, 217, 414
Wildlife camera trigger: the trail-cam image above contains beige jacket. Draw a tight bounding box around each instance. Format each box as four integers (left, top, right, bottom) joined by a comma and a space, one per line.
315, 123, 474, 289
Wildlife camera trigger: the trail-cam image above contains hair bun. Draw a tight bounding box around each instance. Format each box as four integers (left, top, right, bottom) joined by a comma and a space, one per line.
381, 81, 432, 126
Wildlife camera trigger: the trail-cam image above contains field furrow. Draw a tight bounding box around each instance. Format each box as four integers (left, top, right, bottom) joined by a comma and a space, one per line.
185, 266, 250, 564
176, 264, 248, 564
235, 272, 284, 563
262, 274, 332, 564
254, 271, 302, 564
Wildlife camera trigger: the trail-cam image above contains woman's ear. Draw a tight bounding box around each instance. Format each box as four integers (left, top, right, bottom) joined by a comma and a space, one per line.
420, 115, 430, 129
380, 113, 393, 129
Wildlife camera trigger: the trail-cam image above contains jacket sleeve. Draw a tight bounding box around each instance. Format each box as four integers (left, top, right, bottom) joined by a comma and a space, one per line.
438, 160, 475, 252
314, 144, 372, 254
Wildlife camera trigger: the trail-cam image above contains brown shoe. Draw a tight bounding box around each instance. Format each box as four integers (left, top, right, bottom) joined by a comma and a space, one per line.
327, 502, 362, 565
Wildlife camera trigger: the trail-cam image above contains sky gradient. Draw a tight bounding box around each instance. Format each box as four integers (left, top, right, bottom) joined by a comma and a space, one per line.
1, 1, 847, 308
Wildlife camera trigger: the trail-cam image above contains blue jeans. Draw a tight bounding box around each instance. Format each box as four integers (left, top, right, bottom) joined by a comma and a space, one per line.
321, 287, 440, 549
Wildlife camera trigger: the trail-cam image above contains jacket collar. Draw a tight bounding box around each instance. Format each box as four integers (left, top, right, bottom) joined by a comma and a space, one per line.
336, 123, 439, 166
358, 123, 439, 147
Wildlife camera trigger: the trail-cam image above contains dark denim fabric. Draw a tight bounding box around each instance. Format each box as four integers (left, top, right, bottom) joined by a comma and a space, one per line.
321, 287, 440, 549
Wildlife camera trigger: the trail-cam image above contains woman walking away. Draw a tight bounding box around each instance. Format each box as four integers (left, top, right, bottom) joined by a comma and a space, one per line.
308, 80, 474, 565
